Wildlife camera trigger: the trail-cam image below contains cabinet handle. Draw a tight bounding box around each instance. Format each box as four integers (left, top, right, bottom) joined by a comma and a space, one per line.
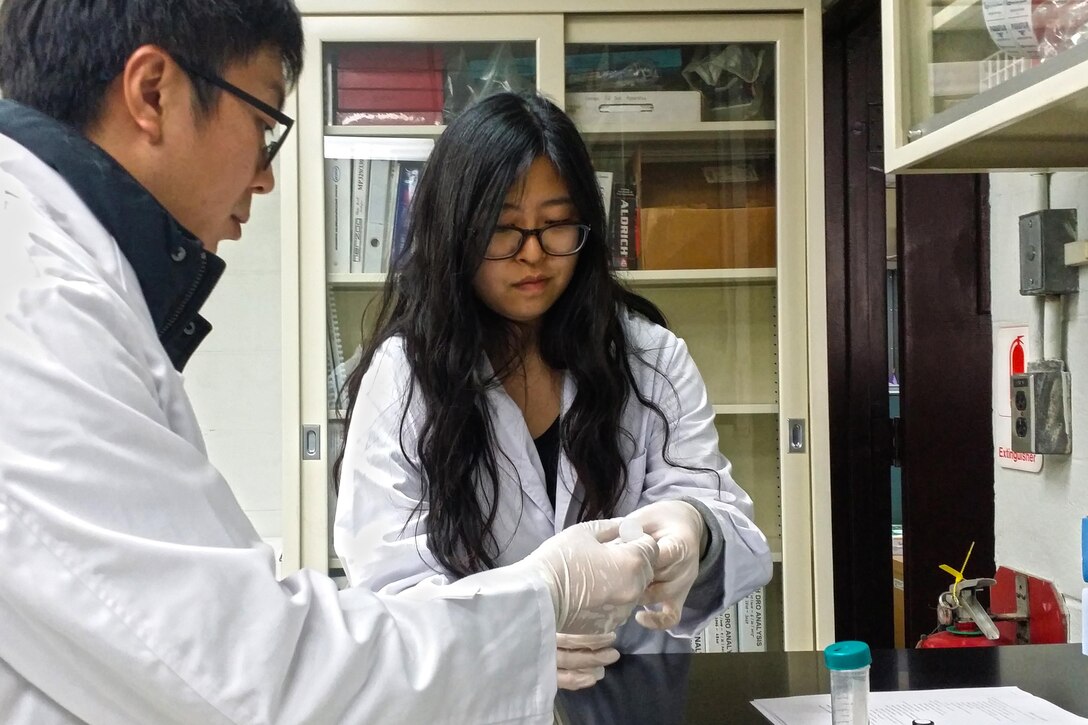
301, 425, 321, 460
787, 418, 806, 454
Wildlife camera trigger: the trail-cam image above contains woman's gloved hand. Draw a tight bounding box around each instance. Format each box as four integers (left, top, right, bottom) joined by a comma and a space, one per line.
521, 518, 658, 635
556, 632, 620, 690
629, 500, 707, 630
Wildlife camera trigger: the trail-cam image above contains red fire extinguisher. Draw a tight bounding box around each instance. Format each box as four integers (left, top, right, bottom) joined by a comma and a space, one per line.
917, 577, 1002, 649
1010, 335, 1026, 376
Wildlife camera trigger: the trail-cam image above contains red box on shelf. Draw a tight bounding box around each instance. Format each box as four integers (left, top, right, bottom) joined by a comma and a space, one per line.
337, 87, 444, 112
336, 45, 444, 72
337, 69, 444, 91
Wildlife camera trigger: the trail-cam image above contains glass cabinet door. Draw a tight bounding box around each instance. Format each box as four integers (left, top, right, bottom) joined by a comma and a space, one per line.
292, 12, 824, 651
884, 0, 1088, 171
296, 15, 564, 577
565, 14, 813, 652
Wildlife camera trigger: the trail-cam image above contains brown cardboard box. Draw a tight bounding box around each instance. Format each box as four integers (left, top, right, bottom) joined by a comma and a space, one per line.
639, 206, 776, 270
639, 160, 776, 210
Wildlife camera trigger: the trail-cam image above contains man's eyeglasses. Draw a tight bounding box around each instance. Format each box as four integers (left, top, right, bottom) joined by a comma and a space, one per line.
173, 57, 294, 169
484, 222, 590, 260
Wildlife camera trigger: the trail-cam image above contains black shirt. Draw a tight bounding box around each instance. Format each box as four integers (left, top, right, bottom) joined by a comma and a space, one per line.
533, 416, 561, 509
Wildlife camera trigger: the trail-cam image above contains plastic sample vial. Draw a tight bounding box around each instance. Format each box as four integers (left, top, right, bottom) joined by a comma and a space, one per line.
618, 518, 644, 543
1082, 517, 1087, 656
824, 640, 871, 725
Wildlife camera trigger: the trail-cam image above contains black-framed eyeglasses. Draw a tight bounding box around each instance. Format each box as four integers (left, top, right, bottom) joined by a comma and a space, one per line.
173, 57, 294, 169
484, 222, 590, 260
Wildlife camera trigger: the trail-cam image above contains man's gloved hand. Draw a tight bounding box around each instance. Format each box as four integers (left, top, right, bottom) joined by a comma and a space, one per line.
629, 500, 707, 631
556, 632, 620, 690
521, 518, 658, 635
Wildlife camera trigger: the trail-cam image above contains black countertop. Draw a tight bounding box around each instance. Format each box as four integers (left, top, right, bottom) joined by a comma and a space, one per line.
555, 644, 1088, 724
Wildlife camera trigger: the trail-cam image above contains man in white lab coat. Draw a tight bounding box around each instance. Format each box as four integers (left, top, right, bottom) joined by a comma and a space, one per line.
0, 2, 659, 723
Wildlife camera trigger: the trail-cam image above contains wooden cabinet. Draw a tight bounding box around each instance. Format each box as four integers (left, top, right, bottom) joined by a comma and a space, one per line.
280, 1, 832, 651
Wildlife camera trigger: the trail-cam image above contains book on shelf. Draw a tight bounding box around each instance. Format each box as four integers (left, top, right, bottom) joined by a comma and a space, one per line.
348, 160, 370, 273
326, 289, 346, 410
694, 604, 738, 654
337, 68, 444, 91
609, 184, 639, 270
595, 171, 614, 226
390, 161, 423, 270
337, 44, 444, 72
336, 87, 445, 113
363, 159, 392, 273
738, 587, 766, 652
325, 158, 352, 275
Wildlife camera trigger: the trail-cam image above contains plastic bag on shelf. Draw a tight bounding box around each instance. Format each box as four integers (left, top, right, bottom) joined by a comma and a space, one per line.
1033, 0, 1088, 58
681, 45, 772, 121
566, 61, 662, 92
443, 43, 534, 121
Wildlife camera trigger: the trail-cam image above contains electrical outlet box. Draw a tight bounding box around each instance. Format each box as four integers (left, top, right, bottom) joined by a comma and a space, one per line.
1011, 362, 1073, 455
1019, 209, 1080, 296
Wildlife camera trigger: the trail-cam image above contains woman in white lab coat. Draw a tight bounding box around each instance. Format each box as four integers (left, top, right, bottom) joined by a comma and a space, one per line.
334, 91, 772, 687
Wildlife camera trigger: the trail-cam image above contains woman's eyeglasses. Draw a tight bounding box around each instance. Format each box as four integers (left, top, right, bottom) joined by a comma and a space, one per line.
484, 222, 590, 260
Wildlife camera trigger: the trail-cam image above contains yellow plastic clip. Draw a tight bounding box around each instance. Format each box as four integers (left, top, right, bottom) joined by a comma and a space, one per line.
938, 541, 975, 607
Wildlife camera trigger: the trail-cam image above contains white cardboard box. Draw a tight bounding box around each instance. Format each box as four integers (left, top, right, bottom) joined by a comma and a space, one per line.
567, 90, 703, 127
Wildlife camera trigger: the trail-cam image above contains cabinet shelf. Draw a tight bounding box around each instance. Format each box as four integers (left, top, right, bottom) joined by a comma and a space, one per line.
331, 404, 777, 419
885, 0, 1088, 171
932, 0, 981, 33
329, 268, 777, 290
580, 119, 776, 143
619, 268, 776, 286
326, 124, 445, 138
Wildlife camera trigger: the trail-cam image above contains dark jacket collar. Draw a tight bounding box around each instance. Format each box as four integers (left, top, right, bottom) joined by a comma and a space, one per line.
0, 99, 225, 371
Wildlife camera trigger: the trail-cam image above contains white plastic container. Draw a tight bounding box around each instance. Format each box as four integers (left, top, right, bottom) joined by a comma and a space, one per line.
824, 640, 871, 725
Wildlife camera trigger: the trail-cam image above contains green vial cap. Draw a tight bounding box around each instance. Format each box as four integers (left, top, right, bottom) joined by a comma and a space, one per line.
823, 641, 872, 671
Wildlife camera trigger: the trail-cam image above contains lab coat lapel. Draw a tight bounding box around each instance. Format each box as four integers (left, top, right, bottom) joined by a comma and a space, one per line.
480, 356, 555, 527
553, 373, 582, 534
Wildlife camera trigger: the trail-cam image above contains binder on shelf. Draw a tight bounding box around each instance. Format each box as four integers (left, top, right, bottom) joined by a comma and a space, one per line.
696, 604, 738, 654
738, 588, 766, 652
390, 161, 423, 269
325, 158, 352, 275
349, 160, 370, 273
595, 171, 614, 226
363, 159, 391, 273
380, 160, 400, 273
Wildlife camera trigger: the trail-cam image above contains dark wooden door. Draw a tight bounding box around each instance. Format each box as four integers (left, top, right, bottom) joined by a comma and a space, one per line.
823, 0, 994, 647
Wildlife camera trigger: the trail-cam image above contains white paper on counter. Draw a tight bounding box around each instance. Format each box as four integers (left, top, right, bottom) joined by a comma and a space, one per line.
752, 686, 1088, 724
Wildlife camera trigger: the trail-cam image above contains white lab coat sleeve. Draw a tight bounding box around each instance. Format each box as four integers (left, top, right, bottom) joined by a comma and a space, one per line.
333, 338, 454, 594
634, 330, 773, 637
0, 230, 556, 724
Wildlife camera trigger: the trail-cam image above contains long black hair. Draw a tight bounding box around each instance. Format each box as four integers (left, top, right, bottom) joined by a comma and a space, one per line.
335, 91, 676, 577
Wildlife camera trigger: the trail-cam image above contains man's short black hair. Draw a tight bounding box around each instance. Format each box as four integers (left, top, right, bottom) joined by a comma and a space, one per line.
0, 0, 304, 130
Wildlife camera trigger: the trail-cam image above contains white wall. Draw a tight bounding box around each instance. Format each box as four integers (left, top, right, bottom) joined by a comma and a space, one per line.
184, 187, 283, 543
990, 172, 1088, 642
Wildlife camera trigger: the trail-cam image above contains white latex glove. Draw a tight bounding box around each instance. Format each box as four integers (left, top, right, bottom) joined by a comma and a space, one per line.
556, 632, 620, 691
629, 500, 707, 630
521, 517, 659, 635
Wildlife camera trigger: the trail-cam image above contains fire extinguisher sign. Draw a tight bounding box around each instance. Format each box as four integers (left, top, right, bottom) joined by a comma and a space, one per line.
993, 324, 1043, 472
